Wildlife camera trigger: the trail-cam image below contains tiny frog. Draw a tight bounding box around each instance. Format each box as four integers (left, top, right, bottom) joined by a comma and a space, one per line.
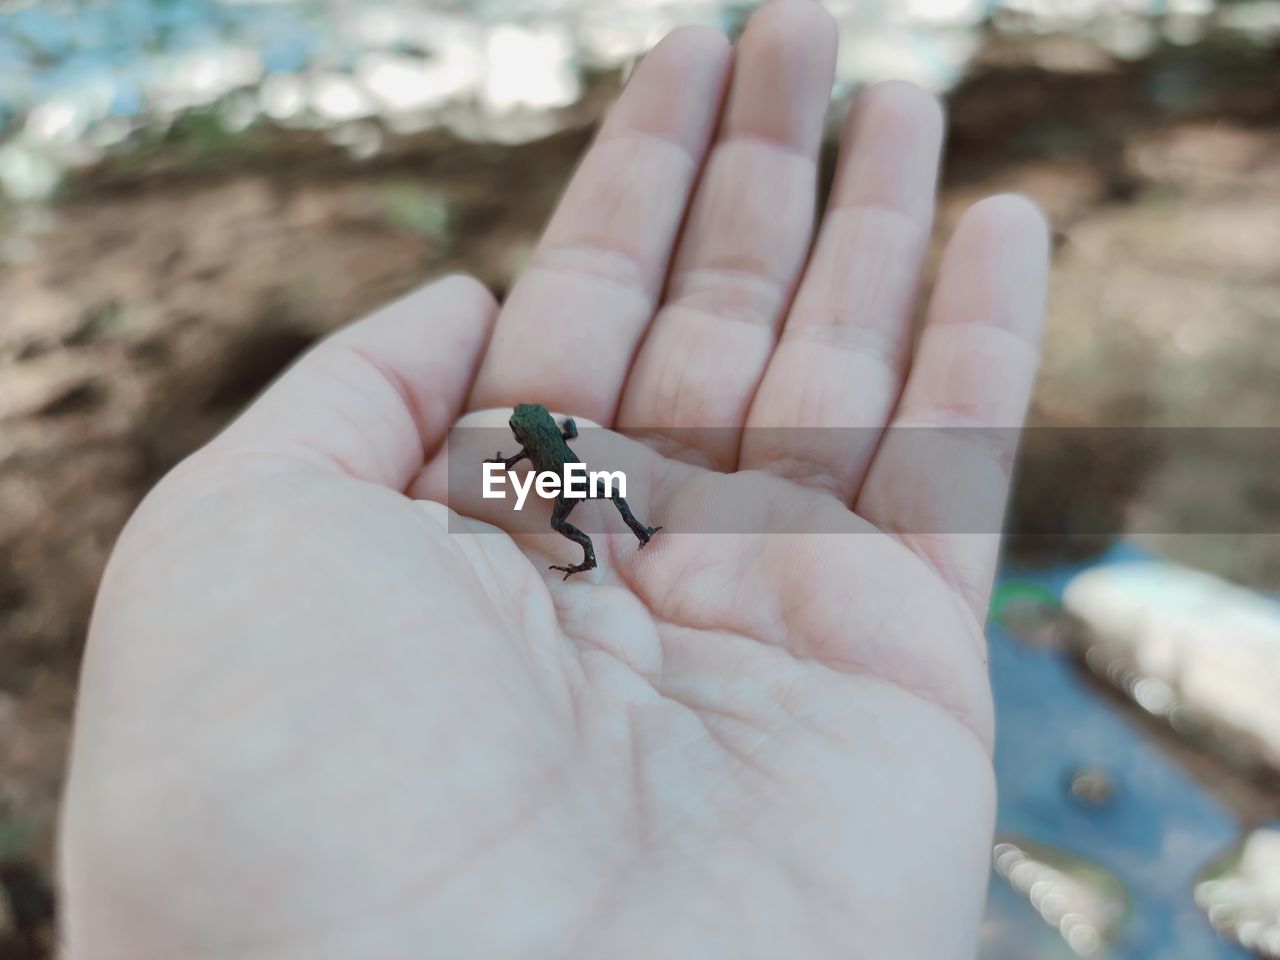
486, 403, 661, 579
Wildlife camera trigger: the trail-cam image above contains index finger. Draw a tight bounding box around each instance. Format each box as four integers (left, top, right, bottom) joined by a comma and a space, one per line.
468, 27, 731, 425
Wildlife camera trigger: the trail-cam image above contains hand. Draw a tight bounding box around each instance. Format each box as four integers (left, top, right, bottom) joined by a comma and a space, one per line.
60, 2, 1048, 957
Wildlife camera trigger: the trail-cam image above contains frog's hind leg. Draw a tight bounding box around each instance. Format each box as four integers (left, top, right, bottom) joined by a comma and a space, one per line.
548, 496, 596, 579
593, 479, 661, 548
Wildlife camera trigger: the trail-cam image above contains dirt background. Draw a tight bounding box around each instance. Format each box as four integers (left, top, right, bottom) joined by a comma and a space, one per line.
1, 33, 1279, 957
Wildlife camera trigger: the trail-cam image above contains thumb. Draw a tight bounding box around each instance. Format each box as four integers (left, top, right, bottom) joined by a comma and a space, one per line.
206, 273, 496, 490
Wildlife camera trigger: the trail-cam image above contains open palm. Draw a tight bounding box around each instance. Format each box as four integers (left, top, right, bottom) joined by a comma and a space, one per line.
61, 2, 1048, 958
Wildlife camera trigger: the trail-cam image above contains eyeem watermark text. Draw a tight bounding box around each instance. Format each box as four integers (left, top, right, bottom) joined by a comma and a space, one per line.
483, 463, 627, 511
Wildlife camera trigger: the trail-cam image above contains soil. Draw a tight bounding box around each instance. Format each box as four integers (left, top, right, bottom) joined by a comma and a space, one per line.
2, 35, 1279, 956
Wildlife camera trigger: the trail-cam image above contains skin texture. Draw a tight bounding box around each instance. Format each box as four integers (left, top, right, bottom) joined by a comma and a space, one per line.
59, 2, 1050, 958
486, 403, 660, 578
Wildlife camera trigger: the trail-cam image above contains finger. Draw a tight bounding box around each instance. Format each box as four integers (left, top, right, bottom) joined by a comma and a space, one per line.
615, 0, 837, 465
206, 273, 496, 490
855, 195, 1050, 616
740, 81, 944, 498
468, 27, 731, 424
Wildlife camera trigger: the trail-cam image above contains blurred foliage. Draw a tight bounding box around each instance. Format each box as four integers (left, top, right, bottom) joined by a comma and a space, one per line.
380, 182, 451, 240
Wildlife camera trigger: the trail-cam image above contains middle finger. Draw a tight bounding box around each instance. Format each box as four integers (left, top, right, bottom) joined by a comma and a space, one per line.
740, 80, 945, 501
615, 0, 837, 467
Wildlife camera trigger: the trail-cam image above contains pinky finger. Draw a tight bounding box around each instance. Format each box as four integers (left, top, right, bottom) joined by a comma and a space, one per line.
854, 194, 1050, 617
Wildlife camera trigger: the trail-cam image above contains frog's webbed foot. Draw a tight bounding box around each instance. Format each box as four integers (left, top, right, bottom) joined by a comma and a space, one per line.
549, 561, 594, 581
637, 525, 662, 548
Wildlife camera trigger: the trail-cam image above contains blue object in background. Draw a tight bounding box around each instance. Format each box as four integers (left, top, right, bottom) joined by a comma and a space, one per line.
983, 544, 1253, 958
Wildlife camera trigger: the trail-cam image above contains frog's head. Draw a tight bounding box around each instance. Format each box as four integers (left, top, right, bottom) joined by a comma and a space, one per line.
509, 403, 549, 445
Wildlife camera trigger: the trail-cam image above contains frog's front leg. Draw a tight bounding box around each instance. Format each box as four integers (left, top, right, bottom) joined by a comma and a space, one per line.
485, 448, 528, 470
548, 495, 596, 579
560, 418, 578, 441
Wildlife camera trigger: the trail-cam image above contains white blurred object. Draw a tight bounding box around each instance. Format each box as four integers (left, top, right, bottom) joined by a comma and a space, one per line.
993, 838, 1129, 956
836, 22, 982, 93
1196, 827, 1280, 958
483, 24, 580, 114
0, 142, 60, 201
310, 72, 376, 122
1063, 562, 1280, 770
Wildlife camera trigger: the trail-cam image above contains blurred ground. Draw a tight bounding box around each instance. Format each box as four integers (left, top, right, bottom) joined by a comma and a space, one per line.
1, 30, 1279, 957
